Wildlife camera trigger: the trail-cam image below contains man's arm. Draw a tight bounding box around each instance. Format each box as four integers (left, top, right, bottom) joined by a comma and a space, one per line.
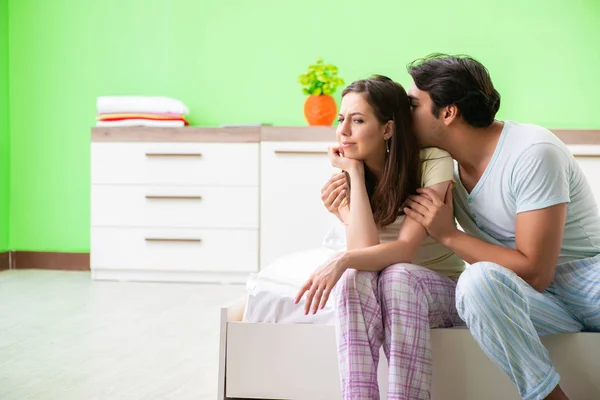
442, 204, 566, 292
406, 143, 571, 292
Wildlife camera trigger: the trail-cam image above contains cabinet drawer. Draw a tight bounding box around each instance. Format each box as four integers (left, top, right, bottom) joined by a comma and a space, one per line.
260, 141, 338, 268
91, 142, 259, 186
91, 185, 258, 229
91, 227, 258, 273
573, 155, 600, 205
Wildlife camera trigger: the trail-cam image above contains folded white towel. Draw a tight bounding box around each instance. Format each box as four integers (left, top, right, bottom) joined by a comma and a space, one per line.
96, 119, 185, 128
97, 96, 189, 115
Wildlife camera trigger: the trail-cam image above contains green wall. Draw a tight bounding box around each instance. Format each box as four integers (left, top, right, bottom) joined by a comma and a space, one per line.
7, 0, 600, 252
0, 0, 8, 252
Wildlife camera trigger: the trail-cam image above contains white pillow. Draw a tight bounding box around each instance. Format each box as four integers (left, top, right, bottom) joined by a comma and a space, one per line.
242, 218, 347, 324
248, 247, 337, 290
321, 214, 347, 251
243, 247, 339, 324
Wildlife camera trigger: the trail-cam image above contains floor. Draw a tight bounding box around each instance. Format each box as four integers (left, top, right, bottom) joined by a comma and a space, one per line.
0, 270, 246, 400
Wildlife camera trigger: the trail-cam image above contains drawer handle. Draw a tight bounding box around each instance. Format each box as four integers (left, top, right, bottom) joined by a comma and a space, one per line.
145, 238, 202, 243
145, 153, 203, 157
574, 154, 600, 158
145, 195, 203, 200
274, 150, 328, 155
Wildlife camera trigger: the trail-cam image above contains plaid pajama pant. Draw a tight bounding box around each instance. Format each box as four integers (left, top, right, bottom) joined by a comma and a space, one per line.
456, 256, 600, 400
335, 264, 464, 400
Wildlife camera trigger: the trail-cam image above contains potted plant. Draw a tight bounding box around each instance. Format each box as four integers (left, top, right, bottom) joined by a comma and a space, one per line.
298, 58, 345, 126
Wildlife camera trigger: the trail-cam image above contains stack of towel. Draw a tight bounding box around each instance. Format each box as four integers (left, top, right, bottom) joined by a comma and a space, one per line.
96, 96, 190, 127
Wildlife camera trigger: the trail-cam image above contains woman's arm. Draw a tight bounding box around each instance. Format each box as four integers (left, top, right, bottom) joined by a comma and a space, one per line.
295, 180, 453, 315
340, 180, 452, 271
344, 164, 380, 250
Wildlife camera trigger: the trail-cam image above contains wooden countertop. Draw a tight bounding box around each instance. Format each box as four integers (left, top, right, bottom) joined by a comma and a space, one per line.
553, 129, 600, 145
259, 126, 335, 141
91, 127, 261, 142
92, 126, 600, 145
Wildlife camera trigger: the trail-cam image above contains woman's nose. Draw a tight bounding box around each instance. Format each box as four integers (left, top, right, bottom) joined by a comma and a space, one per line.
338, 119, 351, 136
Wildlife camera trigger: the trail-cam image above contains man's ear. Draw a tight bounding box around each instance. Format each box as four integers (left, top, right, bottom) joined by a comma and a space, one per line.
442, 105, 459, 126
383, 120, 394, 140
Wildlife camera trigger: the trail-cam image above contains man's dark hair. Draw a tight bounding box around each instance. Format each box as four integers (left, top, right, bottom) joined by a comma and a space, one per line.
407, 53, 501, 127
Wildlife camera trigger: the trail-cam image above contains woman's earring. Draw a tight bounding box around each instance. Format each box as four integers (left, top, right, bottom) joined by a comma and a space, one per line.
386, 139, 390, 154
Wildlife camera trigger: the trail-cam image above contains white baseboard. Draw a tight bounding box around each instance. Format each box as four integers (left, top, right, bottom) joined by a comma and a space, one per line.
91, 268, 249, 284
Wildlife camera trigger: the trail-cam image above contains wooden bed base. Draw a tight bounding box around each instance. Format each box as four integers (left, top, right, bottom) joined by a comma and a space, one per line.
219, 297, 600, 400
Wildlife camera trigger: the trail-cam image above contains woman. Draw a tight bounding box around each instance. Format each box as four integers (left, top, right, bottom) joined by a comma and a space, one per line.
295, 75, 465, 400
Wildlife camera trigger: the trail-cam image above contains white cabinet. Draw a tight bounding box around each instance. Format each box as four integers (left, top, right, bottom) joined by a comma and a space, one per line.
91, 142, 259, 186
575, 157, 600, 205
91, 140, 260, 283
91, 185, 259, 229
568, 145, 600, 208
91, 227, 258, 280
90, 130, 600, 284
259, 141, 337, 268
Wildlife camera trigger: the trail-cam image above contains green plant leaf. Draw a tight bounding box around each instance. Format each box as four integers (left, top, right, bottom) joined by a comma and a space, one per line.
298, 58, 344, 95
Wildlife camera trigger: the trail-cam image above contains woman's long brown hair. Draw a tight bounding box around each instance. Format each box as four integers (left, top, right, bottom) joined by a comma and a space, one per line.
342, 75, 421, 228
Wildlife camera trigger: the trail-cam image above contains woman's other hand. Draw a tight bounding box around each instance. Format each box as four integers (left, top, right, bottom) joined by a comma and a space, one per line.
294, 252, 348, 315
328, 145, 363, 174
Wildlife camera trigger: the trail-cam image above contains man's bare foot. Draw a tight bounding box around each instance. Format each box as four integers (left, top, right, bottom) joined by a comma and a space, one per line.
545, 385, 569, 400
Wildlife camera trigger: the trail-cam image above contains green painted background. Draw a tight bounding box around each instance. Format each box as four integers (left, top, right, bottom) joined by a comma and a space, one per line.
5, 0, 600, 252
0, 0, 8, 252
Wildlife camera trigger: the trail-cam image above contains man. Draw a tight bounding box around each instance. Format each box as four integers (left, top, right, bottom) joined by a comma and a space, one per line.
402, 53, 600, 400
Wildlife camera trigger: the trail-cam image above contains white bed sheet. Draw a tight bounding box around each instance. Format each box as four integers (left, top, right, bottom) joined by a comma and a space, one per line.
242, 247, 341, 325
243, 216, 348, 325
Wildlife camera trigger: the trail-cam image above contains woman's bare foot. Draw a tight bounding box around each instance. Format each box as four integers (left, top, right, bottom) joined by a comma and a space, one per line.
545, 385, 569, 400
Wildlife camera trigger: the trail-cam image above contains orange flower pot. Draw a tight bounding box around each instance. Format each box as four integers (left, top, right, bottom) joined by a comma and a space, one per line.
303, 95, 337, 126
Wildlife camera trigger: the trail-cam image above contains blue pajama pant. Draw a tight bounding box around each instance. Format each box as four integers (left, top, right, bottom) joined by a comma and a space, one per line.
456, 255, 600, 400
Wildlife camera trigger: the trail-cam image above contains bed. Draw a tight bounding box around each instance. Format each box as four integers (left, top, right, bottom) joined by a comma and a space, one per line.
218, 224, 600, 400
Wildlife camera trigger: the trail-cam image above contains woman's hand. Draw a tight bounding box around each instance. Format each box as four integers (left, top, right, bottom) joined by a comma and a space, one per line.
328, 145, 363, 174
321, 173, 349, 222
294, 252, 348, 315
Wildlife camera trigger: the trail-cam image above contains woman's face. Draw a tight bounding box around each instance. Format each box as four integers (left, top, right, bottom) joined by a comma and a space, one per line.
336, 92, 388, 161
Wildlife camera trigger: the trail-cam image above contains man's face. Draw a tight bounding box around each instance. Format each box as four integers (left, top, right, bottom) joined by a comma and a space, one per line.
408, 82, 444, 147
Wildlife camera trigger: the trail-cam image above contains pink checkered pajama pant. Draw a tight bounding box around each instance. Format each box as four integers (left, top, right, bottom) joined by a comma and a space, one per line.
335, 264, 464, 400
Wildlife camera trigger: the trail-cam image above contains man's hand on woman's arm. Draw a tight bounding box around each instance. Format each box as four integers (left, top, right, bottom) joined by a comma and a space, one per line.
321, 172, 349, 223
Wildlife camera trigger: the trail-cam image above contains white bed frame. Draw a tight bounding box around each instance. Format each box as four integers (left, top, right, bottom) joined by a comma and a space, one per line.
218, 297, 600, 400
